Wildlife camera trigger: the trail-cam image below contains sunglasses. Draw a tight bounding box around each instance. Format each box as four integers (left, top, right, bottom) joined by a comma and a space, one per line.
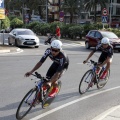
51, 47, 60, 52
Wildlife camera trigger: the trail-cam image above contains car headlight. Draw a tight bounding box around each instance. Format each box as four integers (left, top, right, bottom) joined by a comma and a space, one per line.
36, 37, 39, 42
18, 37, 24, 40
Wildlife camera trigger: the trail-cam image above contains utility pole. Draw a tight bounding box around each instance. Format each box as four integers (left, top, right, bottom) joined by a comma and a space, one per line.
46, 0, 48, 22
109, 0, 112, 28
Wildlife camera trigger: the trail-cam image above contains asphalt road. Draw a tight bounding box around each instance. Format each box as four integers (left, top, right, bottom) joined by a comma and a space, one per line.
0, 43, 120, 120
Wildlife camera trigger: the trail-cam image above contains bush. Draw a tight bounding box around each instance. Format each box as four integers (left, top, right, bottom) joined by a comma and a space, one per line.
26, 21, 40, 30
68, 25, 84, 39
10, 18, 23, 28
1, 16, 10, 29
9, 15, 22, 21
40, 24, 50, 35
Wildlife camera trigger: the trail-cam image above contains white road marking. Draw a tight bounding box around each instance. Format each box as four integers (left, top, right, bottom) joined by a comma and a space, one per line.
39, 43, 81, 47
0, 49, 23, 55
30, 86, 120, 120
92, 105, 120, 120
77, 63, 83, 64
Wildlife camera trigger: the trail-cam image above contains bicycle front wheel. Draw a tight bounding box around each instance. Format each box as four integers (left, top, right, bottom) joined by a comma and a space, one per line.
79, 69, 94, 94
16, 87, 38, 120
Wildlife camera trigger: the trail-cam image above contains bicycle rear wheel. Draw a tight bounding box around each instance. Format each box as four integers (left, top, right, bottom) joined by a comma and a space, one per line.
79, 69, 94, 94
97, 69, 110, 89
16, 87, 38, 120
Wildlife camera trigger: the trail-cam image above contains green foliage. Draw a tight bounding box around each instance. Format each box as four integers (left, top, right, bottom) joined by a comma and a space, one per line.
68, 25, 84, 38
49, 22, 64, 34
26, 21, 40, 30
8, 15, 22, 21
40, 24, 50, 35
1, 16, 10, 29
10, 18, 23, 28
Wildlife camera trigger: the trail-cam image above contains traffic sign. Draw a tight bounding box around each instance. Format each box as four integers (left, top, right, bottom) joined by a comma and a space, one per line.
0, 8, 5, 14
0, 0, 4, 8
102, 16, 108, 23
59, 17, 64, 22
0, 13, 5, 19
102, 8, 108, 16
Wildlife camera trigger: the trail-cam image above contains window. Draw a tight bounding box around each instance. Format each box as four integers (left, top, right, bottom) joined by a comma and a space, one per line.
95, 32, 102, 38
117, 0, 120, 3
116, 7, 120, 15
88, 31, 95, 37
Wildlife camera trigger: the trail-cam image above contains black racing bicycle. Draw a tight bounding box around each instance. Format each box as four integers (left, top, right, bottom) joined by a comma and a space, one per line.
79, 60, 110, 94
16, 72, 61, 120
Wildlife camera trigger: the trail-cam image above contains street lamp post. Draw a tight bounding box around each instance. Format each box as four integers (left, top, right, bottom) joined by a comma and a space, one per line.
109, 0, 112, 28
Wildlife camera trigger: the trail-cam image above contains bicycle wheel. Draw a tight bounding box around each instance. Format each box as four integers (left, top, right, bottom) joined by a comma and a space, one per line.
79, 69, 94, 94
97, 69, 110, 89
16, 87, 38, 120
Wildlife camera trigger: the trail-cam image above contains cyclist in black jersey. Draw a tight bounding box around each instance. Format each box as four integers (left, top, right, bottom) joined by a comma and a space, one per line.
25, 40, 69, 97
83, 37, 113, 80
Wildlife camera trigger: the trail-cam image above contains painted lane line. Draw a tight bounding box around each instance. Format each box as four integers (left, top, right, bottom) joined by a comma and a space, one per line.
30, 86, 120, 120
92, 105, 120, 120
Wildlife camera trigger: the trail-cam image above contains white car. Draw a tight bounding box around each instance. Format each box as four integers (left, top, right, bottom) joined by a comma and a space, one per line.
8, 28, 40, 48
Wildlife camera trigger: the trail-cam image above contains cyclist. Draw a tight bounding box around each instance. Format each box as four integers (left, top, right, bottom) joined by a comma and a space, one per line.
25, 40, 69, 97
83, 37, 113, 80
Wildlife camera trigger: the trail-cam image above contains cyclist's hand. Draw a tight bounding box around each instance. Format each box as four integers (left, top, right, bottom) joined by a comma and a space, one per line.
83, 60, 87, 64
25, 72, 32, 77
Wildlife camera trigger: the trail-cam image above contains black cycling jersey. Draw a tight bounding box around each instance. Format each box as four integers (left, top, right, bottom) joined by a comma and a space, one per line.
93, 44, 113, 58
40, 48, 69, 72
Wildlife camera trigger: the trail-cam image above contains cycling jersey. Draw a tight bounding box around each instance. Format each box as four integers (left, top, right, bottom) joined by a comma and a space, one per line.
93, 44, 113, 63
40, 48, 69, 72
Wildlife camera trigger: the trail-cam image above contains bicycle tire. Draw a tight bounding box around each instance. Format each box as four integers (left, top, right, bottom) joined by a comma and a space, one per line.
42, 81, 62, 109
97, 69, 110, 89
16, 87, 38, 120
79, 69, 94, 94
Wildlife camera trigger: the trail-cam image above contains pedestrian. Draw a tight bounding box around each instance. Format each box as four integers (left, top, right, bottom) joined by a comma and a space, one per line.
56, 25, 61, 40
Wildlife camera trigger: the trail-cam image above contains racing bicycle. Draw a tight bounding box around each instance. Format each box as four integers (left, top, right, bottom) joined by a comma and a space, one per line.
16, 72, 61, 120
79, 60, 110, 94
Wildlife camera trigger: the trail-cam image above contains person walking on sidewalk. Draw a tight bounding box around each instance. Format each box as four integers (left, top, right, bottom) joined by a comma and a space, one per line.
56, 25, 61, 40
25, 40, 69, 97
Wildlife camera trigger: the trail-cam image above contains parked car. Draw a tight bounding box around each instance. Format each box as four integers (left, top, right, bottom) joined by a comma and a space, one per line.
85, 30, 120, 51
8, 28, 40, 48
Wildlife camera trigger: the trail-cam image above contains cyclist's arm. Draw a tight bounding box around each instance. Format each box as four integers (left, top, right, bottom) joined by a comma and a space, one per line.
30, 61, 43, 73
85, 51, 95, 62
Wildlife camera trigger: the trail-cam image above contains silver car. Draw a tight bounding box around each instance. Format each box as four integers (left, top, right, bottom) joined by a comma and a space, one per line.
8, 28, 40, 48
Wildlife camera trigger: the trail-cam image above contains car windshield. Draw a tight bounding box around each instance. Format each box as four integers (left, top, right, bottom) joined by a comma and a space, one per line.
17, 30, 35, 35
101, 31, 118, 38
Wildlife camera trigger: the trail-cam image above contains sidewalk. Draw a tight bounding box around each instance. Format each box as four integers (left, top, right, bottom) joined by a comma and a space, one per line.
0, 44, 21, 54
93, 105, 120, 120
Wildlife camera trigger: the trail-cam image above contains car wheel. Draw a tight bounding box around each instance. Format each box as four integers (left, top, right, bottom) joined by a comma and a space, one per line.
8, 38, 12, 45
118, 50, 120, 52
35, 46, 39, 48
15, 40, 18, 47
85, 42, 90, 49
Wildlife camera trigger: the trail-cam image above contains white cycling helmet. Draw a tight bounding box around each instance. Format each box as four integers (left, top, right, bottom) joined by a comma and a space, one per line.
101, 37, 110, 45
51, 40, 62, 50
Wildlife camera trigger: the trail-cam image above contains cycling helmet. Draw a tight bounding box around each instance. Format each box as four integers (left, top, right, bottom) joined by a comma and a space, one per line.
51, 40, 62, 50
101, 37, 110, 45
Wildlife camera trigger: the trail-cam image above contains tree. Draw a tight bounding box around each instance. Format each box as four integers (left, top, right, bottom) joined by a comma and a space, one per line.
84, 0, 106, 23
62, 0, 78, 23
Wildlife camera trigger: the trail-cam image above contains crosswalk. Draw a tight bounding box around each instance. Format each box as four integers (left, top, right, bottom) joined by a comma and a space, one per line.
40, 42, 84, 47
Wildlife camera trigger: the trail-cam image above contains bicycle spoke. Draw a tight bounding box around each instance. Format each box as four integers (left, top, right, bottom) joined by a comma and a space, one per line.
79, 70, 94, 94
